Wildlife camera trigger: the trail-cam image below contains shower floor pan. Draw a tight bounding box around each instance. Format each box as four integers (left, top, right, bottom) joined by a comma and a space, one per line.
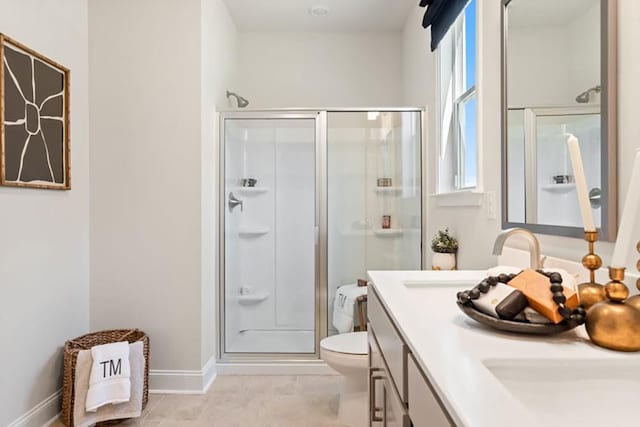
226, 329, 316, 354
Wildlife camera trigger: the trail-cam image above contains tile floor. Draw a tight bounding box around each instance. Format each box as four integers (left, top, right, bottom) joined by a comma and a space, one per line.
51, 375, 348, 427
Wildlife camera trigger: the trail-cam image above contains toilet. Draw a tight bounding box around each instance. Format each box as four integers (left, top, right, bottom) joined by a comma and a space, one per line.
320, 331, 369, 427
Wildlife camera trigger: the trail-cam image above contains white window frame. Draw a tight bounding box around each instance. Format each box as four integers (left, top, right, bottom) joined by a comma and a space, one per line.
436, 0, 479, 194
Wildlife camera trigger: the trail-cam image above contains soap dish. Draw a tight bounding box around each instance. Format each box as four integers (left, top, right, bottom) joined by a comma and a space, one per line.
456, 302, 579, 335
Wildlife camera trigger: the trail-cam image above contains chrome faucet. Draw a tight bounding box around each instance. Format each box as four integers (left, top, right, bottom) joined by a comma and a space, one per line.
492, 228, 543, 270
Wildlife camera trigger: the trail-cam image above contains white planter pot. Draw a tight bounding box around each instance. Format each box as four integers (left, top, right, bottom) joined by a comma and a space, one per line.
432, 252, 457, 270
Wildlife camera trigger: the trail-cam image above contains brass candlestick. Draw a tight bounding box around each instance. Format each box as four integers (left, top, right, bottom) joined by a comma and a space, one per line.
585, 266, 640, 352
577, 231, 606, 309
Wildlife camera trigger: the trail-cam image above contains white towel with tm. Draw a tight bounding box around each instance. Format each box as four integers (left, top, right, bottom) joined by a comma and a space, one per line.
75, 342, 144, 427
86, 341, 131, 412
333, 284, 368, 333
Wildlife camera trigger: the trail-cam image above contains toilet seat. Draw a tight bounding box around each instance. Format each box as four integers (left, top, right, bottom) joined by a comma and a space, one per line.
320, 331, 367, 355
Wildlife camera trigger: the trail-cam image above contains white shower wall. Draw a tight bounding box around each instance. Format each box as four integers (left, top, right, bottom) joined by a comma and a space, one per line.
224, 119, 316, 353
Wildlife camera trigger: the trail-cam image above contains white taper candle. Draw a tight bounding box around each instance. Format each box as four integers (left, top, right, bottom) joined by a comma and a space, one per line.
611, 149, 640, 268
567, 134, 596, 232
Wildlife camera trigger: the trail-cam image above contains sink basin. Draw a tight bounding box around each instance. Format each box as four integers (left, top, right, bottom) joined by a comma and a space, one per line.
484, 359, 640, 425
402, 270, 486, 288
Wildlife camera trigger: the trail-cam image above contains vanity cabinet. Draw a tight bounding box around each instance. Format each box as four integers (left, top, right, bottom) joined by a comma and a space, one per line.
368, 286, 453, 427
369, 329, 409, 427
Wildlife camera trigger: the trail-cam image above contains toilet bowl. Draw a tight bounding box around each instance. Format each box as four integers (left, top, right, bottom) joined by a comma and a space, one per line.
320, 331, 368, 427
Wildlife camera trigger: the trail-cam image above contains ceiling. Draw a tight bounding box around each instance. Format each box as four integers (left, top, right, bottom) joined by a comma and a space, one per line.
222, 0, 418, 32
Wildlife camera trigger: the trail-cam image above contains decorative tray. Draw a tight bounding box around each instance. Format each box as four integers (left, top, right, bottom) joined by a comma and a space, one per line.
457, 302, 579, 335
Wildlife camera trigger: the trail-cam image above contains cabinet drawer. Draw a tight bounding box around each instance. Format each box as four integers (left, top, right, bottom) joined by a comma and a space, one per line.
368, 287, 407, 403
407, 353, 452, 427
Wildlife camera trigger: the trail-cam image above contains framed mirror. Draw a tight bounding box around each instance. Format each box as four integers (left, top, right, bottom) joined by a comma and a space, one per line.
501, 0, 617, 240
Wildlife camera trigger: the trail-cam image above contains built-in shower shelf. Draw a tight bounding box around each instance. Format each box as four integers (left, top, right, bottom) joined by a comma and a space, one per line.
238, 227, 270, 237
374, 187, 403, 195
339, 229, 371, 237
235, 187, 269, 195
237, 292, 270, 305
541, 183, 576, 194
373, 229, 404, 237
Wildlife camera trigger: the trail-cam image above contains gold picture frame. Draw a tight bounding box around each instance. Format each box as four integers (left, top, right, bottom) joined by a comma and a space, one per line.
0, 33, 70, 190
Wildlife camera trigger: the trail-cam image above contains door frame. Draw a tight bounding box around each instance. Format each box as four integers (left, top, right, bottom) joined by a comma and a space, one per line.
218, 111, 326, 361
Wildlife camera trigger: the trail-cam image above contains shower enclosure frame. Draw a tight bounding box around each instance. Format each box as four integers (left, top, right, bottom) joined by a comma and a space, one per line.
217, 108, 426, 363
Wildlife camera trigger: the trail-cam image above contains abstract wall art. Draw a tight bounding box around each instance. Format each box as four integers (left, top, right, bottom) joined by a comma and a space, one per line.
0, 34, 70, 190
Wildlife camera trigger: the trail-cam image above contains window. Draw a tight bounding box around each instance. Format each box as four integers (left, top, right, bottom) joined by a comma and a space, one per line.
438, 0, 477, 192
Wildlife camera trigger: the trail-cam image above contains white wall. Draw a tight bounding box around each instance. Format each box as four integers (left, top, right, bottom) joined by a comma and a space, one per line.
507, 25, 574, 106
507, 3, 600, 107
0, 0, 90, 425
200, 0, 238, 373
568, 3, 602, 103
89, 0, 237, 385
236, 32, 404, 108
402, 0, 640, 271
403, 0, 502, 268
402, 11, 435, 109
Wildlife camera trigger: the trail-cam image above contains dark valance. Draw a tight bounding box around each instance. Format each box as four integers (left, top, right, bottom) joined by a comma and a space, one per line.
419, 0, 470, 51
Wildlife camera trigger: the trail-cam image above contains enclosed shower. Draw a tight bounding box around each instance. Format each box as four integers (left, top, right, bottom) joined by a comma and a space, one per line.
218, 109, 424, 360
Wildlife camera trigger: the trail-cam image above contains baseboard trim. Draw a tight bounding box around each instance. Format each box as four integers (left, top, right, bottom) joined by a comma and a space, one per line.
201, 357, 217, 393
216, 361, 337, 376
149, 356, 217, 394
8, 390, 62, 427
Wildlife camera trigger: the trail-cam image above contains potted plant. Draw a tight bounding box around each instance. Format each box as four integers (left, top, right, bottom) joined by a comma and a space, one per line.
431, 228, 459, 270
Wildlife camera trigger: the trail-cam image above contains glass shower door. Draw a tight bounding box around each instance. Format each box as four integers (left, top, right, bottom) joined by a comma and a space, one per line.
327, 111, 422, 336
222, 116, 317, 355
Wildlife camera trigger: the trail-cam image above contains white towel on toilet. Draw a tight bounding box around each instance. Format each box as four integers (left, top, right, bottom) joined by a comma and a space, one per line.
86, 341, 131, 412
333, 284, 367, 333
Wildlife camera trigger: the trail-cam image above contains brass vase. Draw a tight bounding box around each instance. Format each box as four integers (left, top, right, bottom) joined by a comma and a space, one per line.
623, 242, 640, 311
585, 266, 640, 352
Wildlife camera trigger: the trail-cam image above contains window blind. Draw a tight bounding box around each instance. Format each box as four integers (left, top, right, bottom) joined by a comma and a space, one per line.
419, 0, 470, 51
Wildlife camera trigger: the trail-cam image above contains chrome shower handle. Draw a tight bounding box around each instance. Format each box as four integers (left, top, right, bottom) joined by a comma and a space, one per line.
228, 192, 243, 212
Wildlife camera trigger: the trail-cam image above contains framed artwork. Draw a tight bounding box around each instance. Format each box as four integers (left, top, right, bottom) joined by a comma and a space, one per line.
0, 34, 70, 190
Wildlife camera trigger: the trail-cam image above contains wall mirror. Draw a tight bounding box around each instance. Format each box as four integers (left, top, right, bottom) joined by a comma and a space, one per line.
501, 0, 617, 240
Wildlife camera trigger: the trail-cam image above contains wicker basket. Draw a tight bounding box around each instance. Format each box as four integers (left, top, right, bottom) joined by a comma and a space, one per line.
61, 329, 150, 427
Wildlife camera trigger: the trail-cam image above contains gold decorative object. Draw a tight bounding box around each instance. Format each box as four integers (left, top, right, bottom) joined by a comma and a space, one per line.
585, 266, 640, 352
577, 231, 606, 309
624, 241, 640, 311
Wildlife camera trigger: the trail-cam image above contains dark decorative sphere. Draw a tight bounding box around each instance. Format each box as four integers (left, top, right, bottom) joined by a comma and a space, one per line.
550, 284, 564, 293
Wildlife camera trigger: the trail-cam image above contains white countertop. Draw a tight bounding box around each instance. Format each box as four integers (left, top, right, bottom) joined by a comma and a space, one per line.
368, 270, 640, 427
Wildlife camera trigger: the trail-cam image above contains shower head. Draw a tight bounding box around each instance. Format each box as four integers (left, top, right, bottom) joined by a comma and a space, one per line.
226, 91, 250, 108
575, 85, 601, 103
